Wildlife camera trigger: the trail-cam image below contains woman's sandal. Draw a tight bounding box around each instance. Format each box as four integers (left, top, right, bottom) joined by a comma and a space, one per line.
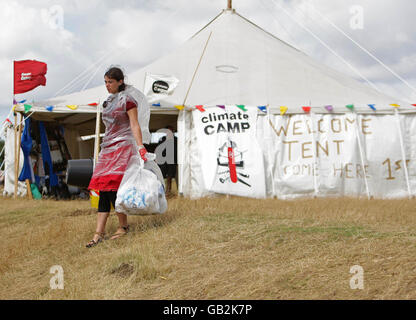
110, 225, 129, 240
86, 232, 106, 248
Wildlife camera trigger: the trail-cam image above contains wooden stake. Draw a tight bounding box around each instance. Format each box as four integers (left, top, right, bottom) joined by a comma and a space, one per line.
228, 0, 232, 9
26, 179, 33, 200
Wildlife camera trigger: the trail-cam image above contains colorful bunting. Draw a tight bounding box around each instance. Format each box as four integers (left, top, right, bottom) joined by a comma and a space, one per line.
12, 105, 17, 112
13, 98, 17, 105
88, 102, 98, 106
195, 105, 205, 112
325, 105, 333, 112
280, 106, 288, 116
258, 106, 267, 113
302, 106, 311, 113
217, 105, 225, 110
368, 104, 376, 111
24, 104, 32, 113
236, 105, 247, 111
152, 103, 161, 107
412, 104, 416, 107
66, 105, 78, 110
46, 106, 54, 112
346, 104, 354, 110
18, 99, 26, 104
390, 104, 400, 108
174, 105, 185, 110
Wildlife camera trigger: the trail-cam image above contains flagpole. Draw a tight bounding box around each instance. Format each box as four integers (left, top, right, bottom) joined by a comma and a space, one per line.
17, 112, 23, 197
13, 61, 18, 199
14, 112, 18, 199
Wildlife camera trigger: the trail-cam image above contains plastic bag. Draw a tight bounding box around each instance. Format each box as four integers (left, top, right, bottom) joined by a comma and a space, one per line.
115, 153, 167, 215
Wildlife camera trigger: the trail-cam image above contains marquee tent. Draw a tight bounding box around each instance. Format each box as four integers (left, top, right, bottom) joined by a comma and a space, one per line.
8, 7, 416, 199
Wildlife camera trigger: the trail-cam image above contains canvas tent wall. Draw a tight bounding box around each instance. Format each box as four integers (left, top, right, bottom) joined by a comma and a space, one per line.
9, 9, 416, 199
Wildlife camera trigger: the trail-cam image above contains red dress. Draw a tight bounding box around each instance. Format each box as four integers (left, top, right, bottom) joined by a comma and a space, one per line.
88, 92, 138, 191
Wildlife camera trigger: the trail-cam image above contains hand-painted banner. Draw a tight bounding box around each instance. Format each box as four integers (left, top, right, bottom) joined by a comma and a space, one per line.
192, 106, 266, 198
262, 113, 415, 199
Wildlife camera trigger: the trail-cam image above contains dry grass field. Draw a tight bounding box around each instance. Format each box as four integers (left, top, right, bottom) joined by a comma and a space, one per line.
0, 194, 415, 300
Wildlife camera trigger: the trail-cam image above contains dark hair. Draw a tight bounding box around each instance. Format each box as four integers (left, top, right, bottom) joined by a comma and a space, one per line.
104, 67, 126, 92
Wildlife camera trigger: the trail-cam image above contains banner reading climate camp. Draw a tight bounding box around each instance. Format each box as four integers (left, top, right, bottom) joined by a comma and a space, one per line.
193, 106, 266, 198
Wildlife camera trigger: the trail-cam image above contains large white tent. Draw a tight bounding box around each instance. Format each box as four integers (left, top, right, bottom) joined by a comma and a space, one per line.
8, 7, 416, 199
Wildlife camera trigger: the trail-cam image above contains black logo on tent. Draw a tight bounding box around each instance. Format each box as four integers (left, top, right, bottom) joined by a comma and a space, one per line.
152, 81, 169, 94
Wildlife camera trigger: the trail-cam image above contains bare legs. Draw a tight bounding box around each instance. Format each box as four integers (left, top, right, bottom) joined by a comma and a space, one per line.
110, 212, 129, 240
90, 212, 128, 243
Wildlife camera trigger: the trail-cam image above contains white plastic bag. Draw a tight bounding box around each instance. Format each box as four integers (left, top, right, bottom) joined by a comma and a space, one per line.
115, 153, 167, 215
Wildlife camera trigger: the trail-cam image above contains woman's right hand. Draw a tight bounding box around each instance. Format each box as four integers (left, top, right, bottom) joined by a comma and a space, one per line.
138, 145, 147, 161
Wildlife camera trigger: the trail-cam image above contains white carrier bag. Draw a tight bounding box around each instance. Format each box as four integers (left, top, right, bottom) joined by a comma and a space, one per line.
116, 153, 167, 215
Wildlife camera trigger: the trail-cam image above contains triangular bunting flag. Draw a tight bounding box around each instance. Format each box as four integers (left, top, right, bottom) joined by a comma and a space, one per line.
174, 105, 185, 110
258, 106, 267, 113
368, 104, 376, 111
88, 102, 98, 106
12, 105, 17, 112
66, 105, 78, 110
46, 106, 54, 112
390, 104, 400, 108
346, 104, 354, 110
152, 103, 161, 107
18, 99, 26, 104
325, 105, 333, 112
236, 105, 247, 111
217, 105, 225, 109
302, 106, 311, 113
24, 104, 32, 113
280, 106, 288, 116
195, 105, 205, 112
13, 98, 17, 105
412, 104, 416, 107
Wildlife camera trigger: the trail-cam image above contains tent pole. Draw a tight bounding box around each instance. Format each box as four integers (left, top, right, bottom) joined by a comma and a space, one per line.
395, 108, 412, 199
308, 111, 319, 197
266, 106, 277, 198
93, 101, 101, 169
227, 0, 232, 10
353, 113, 371, 200
182, 31, 213, 107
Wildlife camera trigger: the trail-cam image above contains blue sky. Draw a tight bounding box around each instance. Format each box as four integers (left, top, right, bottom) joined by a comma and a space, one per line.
1, 0, 415, 128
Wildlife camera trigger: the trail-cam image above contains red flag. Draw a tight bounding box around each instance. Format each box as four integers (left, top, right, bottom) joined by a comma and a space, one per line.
14, 60, 47, 94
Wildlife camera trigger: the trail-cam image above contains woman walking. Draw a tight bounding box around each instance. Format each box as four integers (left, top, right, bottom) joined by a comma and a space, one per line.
86, 67, 150, 248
